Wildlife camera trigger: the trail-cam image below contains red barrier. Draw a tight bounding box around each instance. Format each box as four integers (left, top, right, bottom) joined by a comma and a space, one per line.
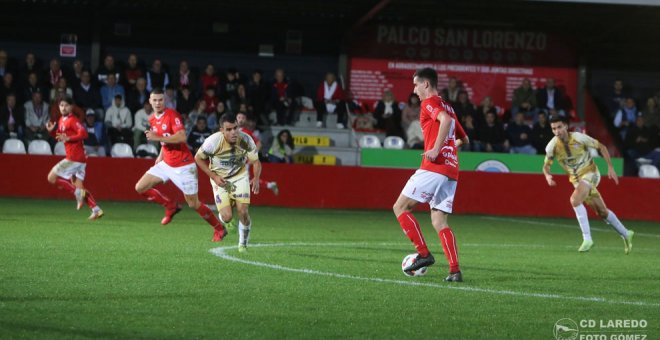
1, 154, 658, 221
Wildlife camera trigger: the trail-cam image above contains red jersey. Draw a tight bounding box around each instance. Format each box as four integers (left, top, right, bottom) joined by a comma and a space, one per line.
419, 95, 466, 180
51, 115, 88, 163
239, 127, 260, 145
149, 108, 194, 167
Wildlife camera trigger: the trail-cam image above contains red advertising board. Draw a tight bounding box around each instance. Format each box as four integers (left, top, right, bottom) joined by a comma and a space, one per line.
349, 58, 578, 111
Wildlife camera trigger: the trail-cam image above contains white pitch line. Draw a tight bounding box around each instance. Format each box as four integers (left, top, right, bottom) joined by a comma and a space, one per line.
209, 243, 660, 308
481, 216, 660, 238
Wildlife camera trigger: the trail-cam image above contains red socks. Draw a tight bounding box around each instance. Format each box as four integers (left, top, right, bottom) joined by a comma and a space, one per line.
55, 177, 76, 194
397, 212, 430, 257
439, 227, 460, 273
141, 188, 175, 209
196, 204, 222, 230
85, 192, 97, 209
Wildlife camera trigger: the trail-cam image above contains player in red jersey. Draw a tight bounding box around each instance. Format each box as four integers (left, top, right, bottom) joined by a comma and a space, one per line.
46, 97, 104, 220
134, 88, 227, 242
393, 68, 469, 282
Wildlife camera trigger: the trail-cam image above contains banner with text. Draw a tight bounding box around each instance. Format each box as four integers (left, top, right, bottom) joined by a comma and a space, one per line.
349, 58, 578, 110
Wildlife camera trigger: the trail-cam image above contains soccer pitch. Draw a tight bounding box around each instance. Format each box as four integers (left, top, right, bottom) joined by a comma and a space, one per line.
1, 198, 658, 339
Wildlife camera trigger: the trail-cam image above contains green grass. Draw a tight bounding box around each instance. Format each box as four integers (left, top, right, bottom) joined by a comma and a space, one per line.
0, 198, 658, 339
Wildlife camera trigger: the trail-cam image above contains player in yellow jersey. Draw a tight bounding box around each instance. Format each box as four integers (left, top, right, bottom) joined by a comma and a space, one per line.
543, 115, 634, 254
194, 113, 261, 252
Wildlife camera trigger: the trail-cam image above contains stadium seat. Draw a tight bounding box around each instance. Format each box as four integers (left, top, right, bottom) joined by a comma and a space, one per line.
383, 136, 405, 149
135, 143, 159, 158
27, 140, 52, 155
2, 138, 26, 154
358, 135, 382, 148
638, 164, 660, 178
54, 142, 66, 156
110, 143, 134, 158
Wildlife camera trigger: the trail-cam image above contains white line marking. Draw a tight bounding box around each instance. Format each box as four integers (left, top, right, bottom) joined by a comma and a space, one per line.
209, 242, 660, 308
481, 216, 660, 238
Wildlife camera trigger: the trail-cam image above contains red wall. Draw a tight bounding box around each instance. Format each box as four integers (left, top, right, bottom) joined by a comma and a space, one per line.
1, 154, 658, 221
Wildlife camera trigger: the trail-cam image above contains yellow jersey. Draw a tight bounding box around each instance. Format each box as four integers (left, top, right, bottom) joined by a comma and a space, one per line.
196, 131, 258, 178
544, 132, 600, 183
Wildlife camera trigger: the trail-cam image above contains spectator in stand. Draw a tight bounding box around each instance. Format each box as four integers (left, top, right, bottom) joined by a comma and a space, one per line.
475, 95, 498, 128
214, 101, 227, 126
460, 113, 480, 152
453, 90, 476, 122
271, 68, 294, 126
0, 72, 18, 104
200, 64, 219, 97
187, 116, 211, 154
104, 94, 133, 145
401, 92, 420, 133
247, 70, 270, 125
172, 60, 197, 94
176, 85, 196, 116
230, 83, 250, 115
19, 53, 42, 89
100, 73, 125, 110
123, 53, 143, 90
23, 72, 41, 103
406, 119, 424, 150
164, 85, 177, 109
441, 77, 461, 104
268, 129, 294, 163
604, 79, 627, 117
506, 111, 536, 154
0, 50, 13, 80
536, 78, 566, 116
24, 90, 50, 143
315, 72, 346, 129
188, 99, 207, 130
73, 70, 102, 116
202, 85, 219, 114
126, 77, 149, 113
222, 68, 240, 110
478, 111, 508, 153
641, 97, 659, 130
511, 78, 537, 118
374, 89, 404, 138
624, 115, 658, 163
146, 59, 169, 92
49, 77, 73, 102
0, 93, 25, 142
132, 101, 153, 150
83, 109, 107, 157
44, 58, 64, 90
614, 97, 640, 139
96, 55, 121, 86
531, 111, 553, 155
68, 59, 84, 84
49, 90, 84, 122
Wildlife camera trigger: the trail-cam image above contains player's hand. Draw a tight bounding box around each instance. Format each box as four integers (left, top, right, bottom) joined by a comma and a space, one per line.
145, 130, 159, 141
423, 148, 440, 162
250, 177, 260, 194
46, 121, 55, 132
608, 166, 619, 185
210, 174, 226, 187
56, 133, 70, 142
545, 174, 556, 186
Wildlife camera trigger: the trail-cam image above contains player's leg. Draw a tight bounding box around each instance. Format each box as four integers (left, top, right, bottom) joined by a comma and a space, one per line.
586, 195, 634, 254
47, 160, 78, 203
236, 202, 251, 252
182, 192, 226, 241
259, 179, 279, 195
135, 165, 179, 225
72, 174, 103, 220
570, 181, 594, 252
428, 175, 462, 282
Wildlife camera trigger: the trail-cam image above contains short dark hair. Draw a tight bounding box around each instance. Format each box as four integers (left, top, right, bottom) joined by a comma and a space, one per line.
413, 67, 438, 89
151, 87, 164, 95
220, 113, 237, 125
549, 114, 568, 125
60, 97, 74, 105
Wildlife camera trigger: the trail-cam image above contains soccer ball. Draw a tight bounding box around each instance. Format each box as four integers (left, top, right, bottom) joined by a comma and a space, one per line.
401, 253, 428, 277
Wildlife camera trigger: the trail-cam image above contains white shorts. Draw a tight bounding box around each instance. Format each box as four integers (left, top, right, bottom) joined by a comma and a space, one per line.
52, 159, 86, 181
147, 162, 198, 195
401, 169, 457, 213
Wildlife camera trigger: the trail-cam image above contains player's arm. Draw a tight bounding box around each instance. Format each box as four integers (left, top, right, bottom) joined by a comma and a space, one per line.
194, 151, 226, 187
62, 121, 88, 142
542, 158, 556, 186
454, 118, 469, 148
597, 142, 619, 184
146, 129, 186, 144
424, 110, 451, 161
249, 158, 261, 194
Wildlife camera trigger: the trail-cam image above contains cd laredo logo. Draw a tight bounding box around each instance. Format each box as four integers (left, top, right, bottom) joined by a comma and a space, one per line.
554, 318, 579, 340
